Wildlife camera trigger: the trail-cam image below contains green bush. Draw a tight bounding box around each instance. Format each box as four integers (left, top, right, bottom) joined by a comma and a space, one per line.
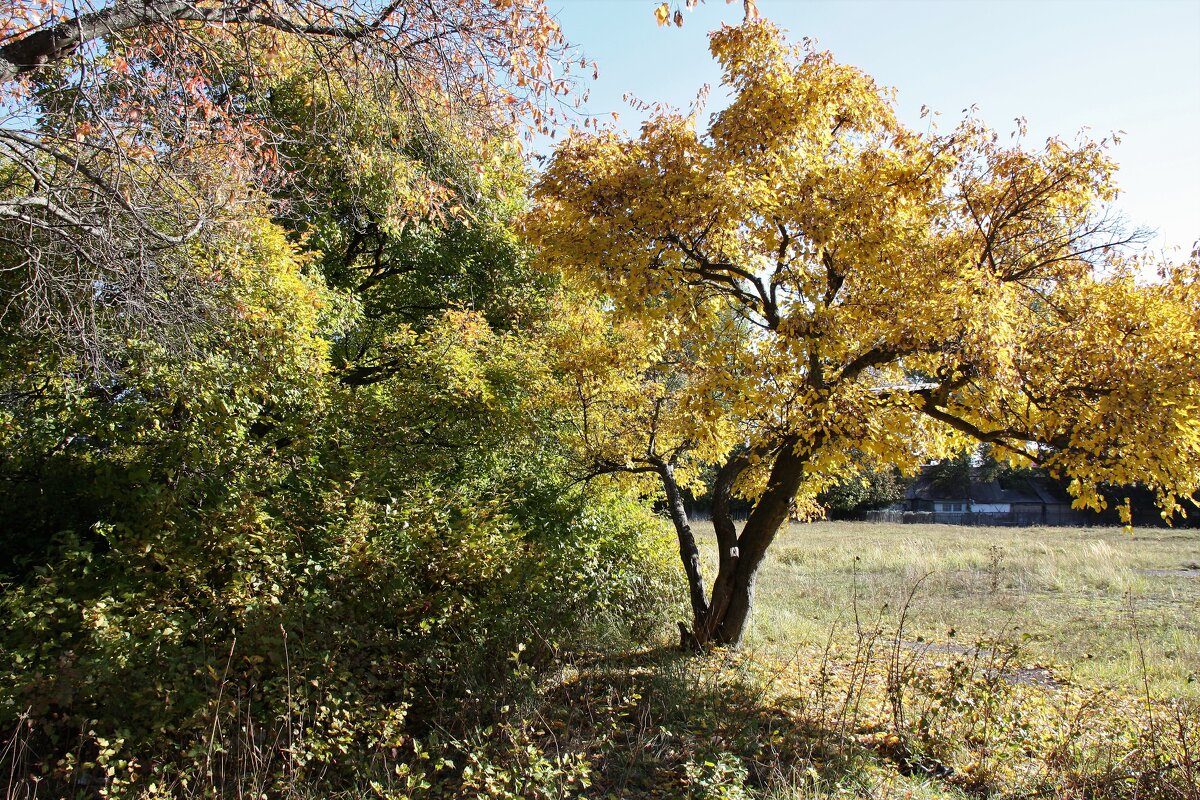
0, 224, 680, 797
0, 466, 678, 797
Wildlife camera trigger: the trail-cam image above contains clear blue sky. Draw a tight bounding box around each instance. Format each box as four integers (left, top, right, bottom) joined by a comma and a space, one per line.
546, 0, 1200, 255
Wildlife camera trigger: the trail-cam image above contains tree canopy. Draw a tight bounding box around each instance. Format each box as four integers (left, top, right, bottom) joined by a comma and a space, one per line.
0, 0, 581, 358
528, 20, 1200, 644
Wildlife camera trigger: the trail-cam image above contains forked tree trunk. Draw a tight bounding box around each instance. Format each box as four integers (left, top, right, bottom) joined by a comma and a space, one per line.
658, 438, 810, 649
657, 461, 710, 626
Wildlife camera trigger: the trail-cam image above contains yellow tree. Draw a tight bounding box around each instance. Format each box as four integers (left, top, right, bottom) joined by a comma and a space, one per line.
542, 290, 753, 629
527, 21, 1200, 647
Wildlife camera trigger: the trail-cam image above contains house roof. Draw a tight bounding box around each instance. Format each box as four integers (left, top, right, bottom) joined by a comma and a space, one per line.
906, 466, 1063, 506
1025, 478, 1062, 505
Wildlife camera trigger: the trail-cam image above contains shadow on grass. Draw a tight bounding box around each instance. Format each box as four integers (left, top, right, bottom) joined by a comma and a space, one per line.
7, 639, 1195, 798
480, 638, 1200, 800
511, 645, 910, 798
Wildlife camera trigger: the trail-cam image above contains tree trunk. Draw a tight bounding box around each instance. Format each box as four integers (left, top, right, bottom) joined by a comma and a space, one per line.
651, 440, 811, 651
696, 450, 749, 642
657, 461, 710, 628
696, 438, 810, 647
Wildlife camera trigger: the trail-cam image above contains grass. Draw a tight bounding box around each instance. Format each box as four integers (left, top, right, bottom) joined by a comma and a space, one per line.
698, 521, 1200, 702
470, 520, 1200, 798
6, 522, 1198, 798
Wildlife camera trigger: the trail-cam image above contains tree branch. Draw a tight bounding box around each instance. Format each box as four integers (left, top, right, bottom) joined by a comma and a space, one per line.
0, 0, 400, 83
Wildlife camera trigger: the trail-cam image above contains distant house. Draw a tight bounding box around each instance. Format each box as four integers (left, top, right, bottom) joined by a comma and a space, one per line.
900, 467, 1083, 526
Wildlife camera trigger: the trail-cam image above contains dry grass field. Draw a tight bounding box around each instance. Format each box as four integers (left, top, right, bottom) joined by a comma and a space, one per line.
488, 521, 1200, 798
696, 521, 1200, 700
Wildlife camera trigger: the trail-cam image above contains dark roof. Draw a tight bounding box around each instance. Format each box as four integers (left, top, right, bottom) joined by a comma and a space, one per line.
1025, 478, 1061, 505
905, 470, 954, 500
970, 480, 1039, 505
906, 466, 1065, 506
1022, 476, 1074, 504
